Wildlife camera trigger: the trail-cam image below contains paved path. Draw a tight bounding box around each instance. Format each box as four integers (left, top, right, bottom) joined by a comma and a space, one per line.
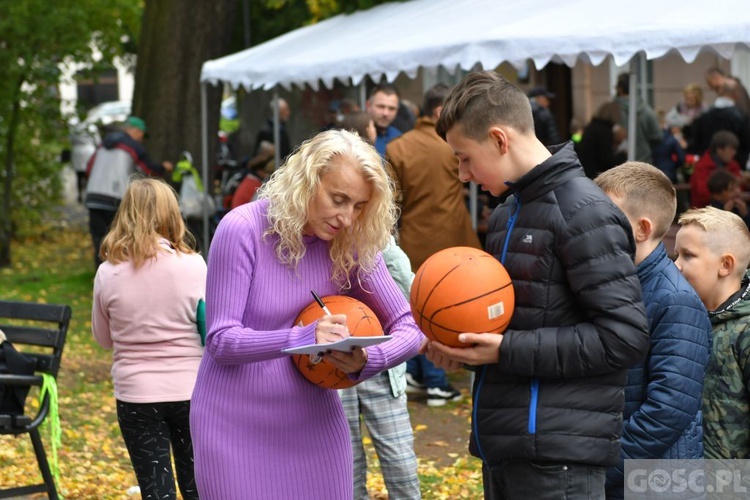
55, 165, 88, 231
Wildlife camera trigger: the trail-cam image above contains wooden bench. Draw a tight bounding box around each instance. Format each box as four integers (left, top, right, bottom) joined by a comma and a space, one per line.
0, 301, 71, 500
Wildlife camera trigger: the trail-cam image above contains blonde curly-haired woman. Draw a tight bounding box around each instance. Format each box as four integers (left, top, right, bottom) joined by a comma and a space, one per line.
190, 129, 424, 499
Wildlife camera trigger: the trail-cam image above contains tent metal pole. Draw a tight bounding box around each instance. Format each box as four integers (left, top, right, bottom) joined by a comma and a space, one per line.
201, 82, 210, 254
359, 81, 367, 110
273, 89, 281, 169
639, 54, 648, 104
627, 58, 638, 161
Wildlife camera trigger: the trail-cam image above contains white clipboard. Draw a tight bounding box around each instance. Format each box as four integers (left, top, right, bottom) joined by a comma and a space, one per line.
282, 336, 391, 356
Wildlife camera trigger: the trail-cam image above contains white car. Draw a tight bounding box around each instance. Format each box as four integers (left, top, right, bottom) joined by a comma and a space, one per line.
84, 100, 131, 126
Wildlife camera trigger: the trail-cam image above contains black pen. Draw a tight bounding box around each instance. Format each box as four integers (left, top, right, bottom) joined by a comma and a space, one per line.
311, 290, 332, 316
311, 290, 344, 349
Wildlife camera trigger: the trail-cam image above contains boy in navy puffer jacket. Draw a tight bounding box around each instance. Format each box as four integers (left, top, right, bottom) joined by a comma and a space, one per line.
596, 162, 711, 498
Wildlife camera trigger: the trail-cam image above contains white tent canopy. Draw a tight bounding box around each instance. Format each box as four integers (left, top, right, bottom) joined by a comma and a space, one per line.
201, 0, 750, 91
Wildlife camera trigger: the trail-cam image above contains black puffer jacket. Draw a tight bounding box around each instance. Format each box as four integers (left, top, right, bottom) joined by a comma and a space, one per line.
477, 142, 649, 467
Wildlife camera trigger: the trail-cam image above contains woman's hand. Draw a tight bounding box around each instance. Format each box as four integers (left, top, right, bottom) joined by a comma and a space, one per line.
313, 314, 367, 374
325, 347, 368, 374
314, 314, 350, 344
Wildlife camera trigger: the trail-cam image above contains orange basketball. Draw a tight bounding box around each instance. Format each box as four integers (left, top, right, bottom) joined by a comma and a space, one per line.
410, 246, 514, 347
291, 295, 383, 389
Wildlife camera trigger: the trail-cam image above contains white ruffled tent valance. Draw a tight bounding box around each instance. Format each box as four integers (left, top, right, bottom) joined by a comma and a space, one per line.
201, 0, 750, 91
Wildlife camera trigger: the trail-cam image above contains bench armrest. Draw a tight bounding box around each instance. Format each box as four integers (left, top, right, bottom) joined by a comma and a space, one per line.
0, 374, 48, 431
0, 374, 44, 386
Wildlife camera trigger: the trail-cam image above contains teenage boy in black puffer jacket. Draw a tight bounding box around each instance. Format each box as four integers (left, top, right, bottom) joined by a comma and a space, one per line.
427, 71, 650, 500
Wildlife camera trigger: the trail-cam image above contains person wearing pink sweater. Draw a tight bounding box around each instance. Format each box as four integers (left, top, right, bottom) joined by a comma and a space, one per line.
190, 129, 425, 499
92, 178, 206, 500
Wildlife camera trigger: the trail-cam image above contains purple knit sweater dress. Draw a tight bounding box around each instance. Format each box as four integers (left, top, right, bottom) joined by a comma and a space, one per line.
190, 200, 423, 499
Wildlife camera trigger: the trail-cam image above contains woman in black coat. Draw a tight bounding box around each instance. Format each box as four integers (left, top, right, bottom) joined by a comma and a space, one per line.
577, 101, 626, 178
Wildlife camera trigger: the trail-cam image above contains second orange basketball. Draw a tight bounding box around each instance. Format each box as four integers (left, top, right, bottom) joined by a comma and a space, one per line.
410, 246, 514, 347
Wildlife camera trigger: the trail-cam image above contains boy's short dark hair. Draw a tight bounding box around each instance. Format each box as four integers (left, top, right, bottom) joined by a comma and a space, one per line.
368, 83, 400, 101
710, 130, 739, 152
594, 161, 677, 240
435, 71, 533, 141
707, 168, 739, 195
422, 84, 451, 118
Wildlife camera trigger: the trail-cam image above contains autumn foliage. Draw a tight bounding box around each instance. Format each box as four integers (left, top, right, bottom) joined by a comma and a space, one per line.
0, 219, 482, 498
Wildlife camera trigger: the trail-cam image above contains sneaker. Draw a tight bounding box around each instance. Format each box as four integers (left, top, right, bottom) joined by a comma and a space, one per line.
405, 373, 426, 394
426, 385, 463, 407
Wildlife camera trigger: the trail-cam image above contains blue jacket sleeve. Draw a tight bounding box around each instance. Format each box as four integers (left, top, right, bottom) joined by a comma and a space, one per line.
607, 289, 710, 490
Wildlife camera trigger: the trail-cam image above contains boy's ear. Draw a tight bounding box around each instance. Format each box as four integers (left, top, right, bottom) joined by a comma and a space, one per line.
718, 252, 738, 278
488, 126, 509, 155
633, 217, 654, 243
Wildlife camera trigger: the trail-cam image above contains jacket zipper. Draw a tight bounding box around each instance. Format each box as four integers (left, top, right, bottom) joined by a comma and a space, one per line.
528, 378, 539, 434
473, 196, 521, 462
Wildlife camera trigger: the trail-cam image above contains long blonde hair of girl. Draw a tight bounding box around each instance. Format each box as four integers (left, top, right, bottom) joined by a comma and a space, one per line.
100, 177, 196, 268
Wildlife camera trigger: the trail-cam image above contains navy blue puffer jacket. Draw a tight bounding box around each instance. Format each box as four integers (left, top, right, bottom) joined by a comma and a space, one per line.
605, 243, 711, 498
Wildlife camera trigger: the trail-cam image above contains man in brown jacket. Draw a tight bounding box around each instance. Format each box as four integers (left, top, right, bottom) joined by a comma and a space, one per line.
387, 83, 482, 271
386, 83, 482, 406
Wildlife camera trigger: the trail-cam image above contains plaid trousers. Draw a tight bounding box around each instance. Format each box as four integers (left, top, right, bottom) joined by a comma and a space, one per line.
340, 371, 421, 500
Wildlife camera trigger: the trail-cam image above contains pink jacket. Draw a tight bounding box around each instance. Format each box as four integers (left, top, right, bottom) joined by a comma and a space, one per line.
92, 239, 207, 403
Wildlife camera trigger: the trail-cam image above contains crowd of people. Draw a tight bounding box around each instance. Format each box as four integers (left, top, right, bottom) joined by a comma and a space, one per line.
574, 67, 750, 229
85, 66, 750, 499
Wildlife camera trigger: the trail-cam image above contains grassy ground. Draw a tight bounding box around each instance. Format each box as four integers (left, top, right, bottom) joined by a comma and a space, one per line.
1, 222, 134, 498
0, 218, 482, 499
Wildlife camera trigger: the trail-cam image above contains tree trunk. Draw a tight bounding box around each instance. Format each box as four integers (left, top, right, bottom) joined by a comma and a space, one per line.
0, 78, 25, 268
132, 0, 237, 173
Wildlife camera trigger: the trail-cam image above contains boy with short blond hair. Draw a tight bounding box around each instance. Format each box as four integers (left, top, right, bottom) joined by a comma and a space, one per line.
595, 161, 677, 251
675, 207, 750, 459
595, 162, 711, 498
427, 70, 650, 499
